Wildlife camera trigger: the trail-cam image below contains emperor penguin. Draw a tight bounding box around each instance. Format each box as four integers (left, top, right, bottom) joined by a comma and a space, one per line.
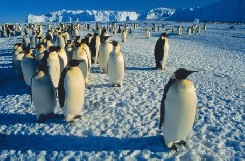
21, 49, 37, 86
89, 32, 100, 64
145, 28, 151, 39
121, 30, 127, 42
12, 43, 24, 79
108, 41, 125, 87
31, 64, 57, 123
42, 46, 61, 89
57, 46, 68, 73
57, 32, 66, 49
65, 40, 73, 62
98, 32, 113, 74
154, 32, 169, 70
58, 59, 86, 123
72, 42, 89, 83
159, 68, 198, 151
30, 31, 37, 49
36, 44, 46, 64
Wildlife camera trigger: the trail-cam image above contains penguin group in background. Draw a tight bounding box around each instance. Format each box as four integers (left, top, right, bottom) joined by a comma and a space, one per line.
58, 59, 86, 123
108, 41, 125, 87
31, 64, 57, 123
98, 32, 113, 74
159, 68, 198, 151
12, 43, 24, 79
154, 32, 169, 70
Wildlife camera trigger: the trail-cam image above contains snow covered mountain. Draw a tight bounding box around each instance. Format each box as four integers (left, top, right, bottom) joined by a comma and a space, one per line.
27, 9, 138, 23
138, 8, 175, 20
167, 0, 245, 22
26, 0, 245, 23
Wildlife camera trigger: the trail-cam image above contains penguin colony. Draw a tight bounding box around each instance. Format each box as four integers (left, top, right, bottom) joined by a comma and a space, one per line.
8, 21, 204, 151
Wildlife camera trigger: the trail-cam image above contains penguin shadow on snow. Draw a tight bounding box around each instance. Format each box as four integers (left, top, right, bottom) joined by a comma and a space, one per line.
0, 133, 170, 152
126, 67, 156, 71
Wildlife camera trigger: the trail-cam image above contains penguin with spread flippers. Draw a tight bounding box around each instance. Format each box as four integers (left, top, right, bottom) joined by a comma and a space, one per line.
159, 68, 198, 151
58, 59, 86, 123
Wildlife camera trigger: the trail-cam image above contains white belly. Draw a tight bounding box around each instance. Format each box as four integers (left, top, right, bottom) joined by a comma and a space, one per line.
108, 52, 125, 85
63, 69, 85, 122
47, 57, 60, 88
163, 80, 197, 148
21, 57, 37, 86
32, 73, 56, 120
99, 43, 113, 72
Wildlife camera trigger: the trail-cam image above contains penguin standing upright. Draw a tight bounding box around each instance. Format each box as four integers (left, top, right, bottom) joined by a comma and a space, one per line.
98, 32, 113, 74
154, 32, 169, 70
121, 30, 127, 42
31, 64, 57, 123
12, 43, 24, 79
57, 32, 66, 49
58, 59, 86, 123
43, 46, 61, 89
36, 44, 46, 64
57, 46, 68, 73
89, 32, 100, 64
159, 68, 198, 151
21, 49, 37, 86
108, 41, 125, 87
65, 40, 73, 62
145, 28, 151, 39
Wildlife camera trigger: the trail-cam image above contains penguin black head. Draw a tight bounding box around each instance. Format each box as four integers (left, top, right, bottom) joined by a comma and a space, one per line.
37, 63, 48, 72
110, 40, 119, 47
173, 68, 197, 80
68, 59, 84, 67
160, 32, 168, 38
56, 46, 61, 52
67, 40, 72, 44
49, 46, 57, 52
36, 44, 43, 50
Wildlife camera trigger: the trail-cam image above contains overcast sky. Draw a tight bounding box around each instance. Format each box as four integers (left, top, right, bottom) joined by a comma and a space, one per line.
0, 0, 221, 23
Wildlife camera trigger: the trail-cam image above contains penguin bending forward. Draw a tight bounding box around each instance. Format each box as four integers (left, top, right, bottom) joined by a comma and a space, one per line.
159, 68, 197, 151
58, 59, 86, 123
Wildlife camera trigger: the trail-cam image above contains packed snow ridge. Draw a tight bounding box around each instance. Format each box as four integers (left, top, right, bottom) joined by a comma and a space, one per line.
27, 9, 139, 23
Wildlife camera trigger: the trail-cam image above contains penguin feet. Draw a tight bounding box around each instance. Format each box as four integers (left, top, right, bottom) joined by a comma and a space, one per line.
37, 115, 46, 123
169, 145, 178, 152
74, 115, 82, 120
177, 141, 187, 147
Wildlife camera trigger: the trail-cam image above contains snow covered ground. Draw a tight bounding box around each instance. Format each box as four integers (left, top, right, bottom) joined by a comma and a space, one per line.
0, 22, 244, 160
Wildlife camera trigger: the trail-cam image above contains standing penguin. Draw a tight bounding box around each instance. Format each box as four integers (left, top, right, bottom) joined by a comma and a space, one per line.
21, 49, 37, 86
58, 59, 86, 123
31, 64, 57, 123
159, 68, 197, 151
89, 32, 101, 64
98, 32, 113, 74
57, 46, 68, 73
12, 43, 24, 79
108, 41, 125, 87
145, 28, 151, 39
154, 32, 169, 70
36, 44, 46, 64
121, 30, 127, 42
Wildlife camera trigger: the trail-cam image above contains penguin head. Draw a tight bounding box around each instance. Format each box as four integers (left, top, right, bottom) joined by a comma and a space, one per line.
36, 44, 44, 50
68, 59, 84, 67
110, 40, 119, 47
172, 68, 197, 80
49, 46, 57, 52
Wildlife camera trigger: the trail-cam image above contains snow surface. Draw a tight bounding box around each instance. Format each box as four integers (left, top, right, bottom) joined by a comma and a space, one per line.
0, 22, 244, 160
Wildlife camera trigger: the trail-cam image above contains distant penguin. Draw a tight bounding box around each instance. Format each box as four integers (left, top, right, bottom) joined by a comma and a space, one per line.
65, 40, 73, 62
89, 32, 101, 64
30, 31, 37, 49
57, 46, 68, 73
121, 30, 127, 42
21, 49, 37, 86
22, 35, 30, 50
187, 27, 192, 35
159, 68, 198, 151
57, 32, 66, 49
145, 28, 151, 39
36, 44, 46, 64
178, 26, 183, 35
31, 64, 57, 123
98, 32, 113, 74
108, 41, 125, 87
58, 59, 86, 123
12, 43, 24, 79
154, 32, 169, 70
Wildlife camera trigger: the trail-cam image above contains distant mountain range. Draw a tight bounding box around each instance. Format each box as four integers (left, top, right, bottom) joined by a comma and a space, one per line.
27, 0, 245, 23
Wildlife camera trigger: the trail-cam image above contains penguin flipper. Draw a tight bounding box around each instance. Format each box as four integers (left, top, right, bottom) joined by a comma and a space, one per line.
159, 98, 165, 129
58, 68, 68, 108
